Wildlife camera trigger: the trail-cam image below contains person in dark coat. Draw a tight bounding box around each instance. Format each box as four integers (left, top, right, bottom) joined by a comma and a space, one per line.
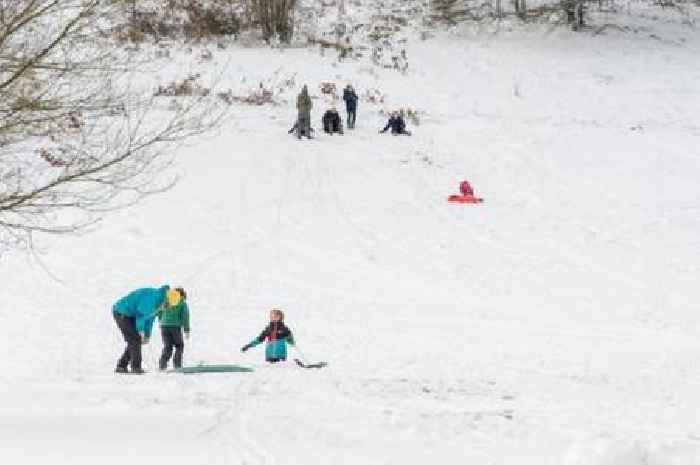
296, 85, 313, 139
342, 84, 358, 129
322, 107, 343, 135
380, 112, 412, 136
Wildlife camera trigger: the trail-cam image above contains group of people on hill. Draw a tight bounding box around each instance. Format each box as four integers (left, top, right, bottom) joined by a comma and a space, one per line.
290, 83, 412, 139
111, 285, 294, 374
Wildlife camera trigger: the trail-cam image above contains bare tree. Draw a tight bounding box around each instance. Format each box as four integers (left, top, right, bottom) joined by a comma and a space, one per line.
0, 1, 225, 253
250, 0, 296, 43
514, 0, 527, 18
562, 0, 586, 30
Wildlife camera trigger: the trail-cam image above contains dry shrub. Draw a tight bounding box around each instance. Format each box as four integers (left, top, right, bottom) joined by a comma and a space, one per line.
155, 74, 211, 97
364, 88, 385, 104
380, 107, 422, 125
320, 82, 337, 96
38, 147, 70, 168
217, 84, 277, 106
116, 0, 242, 43
183, 1, 241, 39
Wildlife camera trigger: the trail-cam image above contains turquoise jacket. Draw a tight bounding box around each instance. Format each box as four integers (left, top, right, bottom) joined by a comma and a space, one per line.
113, 285, 169, 338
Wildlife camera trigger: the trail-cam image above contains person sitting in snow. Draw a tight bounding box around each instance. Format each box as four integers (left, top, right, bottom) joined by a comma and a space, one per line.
322, 107, 343, 135
112, 285, 179, 374
380, 111, 411, 136
447, 179, 483, 204
241, 308, 295, 363
459, 180, 473, 197
157, 287, 190, 371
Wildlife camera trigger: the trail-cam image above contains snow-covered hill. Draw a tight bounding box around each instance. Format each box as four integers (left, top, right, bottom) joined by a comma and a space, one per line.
1, 8, 700, 465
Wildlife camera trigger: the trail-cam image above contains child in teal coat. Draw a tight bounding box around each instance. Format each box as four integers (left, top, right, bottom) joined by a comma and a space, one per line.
241, 309, 295, 363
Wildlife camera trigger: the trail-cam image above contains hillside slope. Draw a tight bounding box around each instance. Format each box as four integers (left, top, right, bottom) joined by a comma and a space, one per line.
1, 16, 700, 465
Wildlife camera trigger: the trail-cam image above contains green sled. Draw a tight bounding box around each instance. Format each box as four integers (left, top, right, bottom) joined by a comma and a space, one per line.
171, 364, 254, 374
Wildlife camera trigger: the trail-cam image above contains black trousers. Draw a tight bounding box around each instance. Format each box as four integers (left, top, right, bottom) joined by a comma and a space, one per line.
323, 119, 342, 134
296, 115, 312, 139
346, 108, 356, 129
114, 312, 142, 371
159, 327, 184, 369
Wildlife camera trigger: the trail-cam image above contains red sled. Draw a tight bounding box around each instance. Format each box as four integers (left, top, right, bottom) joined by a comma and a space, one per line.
448, 194, 483, 204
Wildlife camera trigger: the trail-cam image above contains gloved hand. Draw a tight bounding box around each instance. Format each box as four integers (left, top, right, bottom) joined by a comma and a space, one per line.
185, 332, 190, 340
241, 344, 251, 353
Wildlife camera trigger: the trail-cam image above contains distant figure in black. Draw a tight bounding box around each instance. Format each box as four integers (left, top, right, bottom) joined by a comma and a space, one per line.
380, 112, 411, 136
322, 107, 343, 135
342, 84, 358, 129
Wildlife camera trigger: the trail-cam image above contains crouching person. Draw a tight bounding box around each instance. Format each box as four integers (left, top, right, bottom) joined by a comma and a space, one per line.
322, 107, 343, 135
241, 308, 295, 363
158, 287, 190, 371
112, 285, 174, 374
380, 111, 412, 136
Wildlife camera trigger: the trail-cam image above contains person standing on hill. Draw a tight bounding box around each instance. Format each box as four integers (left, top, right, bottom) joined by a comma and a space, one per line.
112, 285, 179, 374
343, 84, 358, 129
296, 85, 313, 139
157, 287, 190, 371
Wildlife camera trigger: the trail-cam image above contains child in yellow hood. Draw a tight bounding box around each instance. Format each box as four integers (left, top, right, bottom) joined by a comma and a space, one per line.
157, 287, 190, 370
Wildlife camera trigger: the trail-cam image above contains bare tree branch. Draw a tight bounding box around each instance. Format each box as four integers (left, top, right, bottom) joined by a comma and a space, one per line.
0, 0, 227, 252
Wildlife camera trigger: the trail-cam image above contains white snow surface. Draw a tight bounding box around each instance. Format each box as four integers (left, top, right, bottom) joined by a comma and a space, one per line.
2, 13, 700, 465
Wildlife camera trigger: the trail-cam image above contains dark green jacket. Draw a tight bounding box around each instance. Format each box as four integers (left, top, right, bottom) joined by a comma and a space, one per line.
297, 91, 312, 116
157, 301, 190, 332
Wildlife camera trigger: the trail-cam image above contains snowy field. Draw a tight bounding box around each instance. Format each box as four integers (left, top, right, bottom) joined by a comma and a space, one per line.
2, 10, 700, 465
